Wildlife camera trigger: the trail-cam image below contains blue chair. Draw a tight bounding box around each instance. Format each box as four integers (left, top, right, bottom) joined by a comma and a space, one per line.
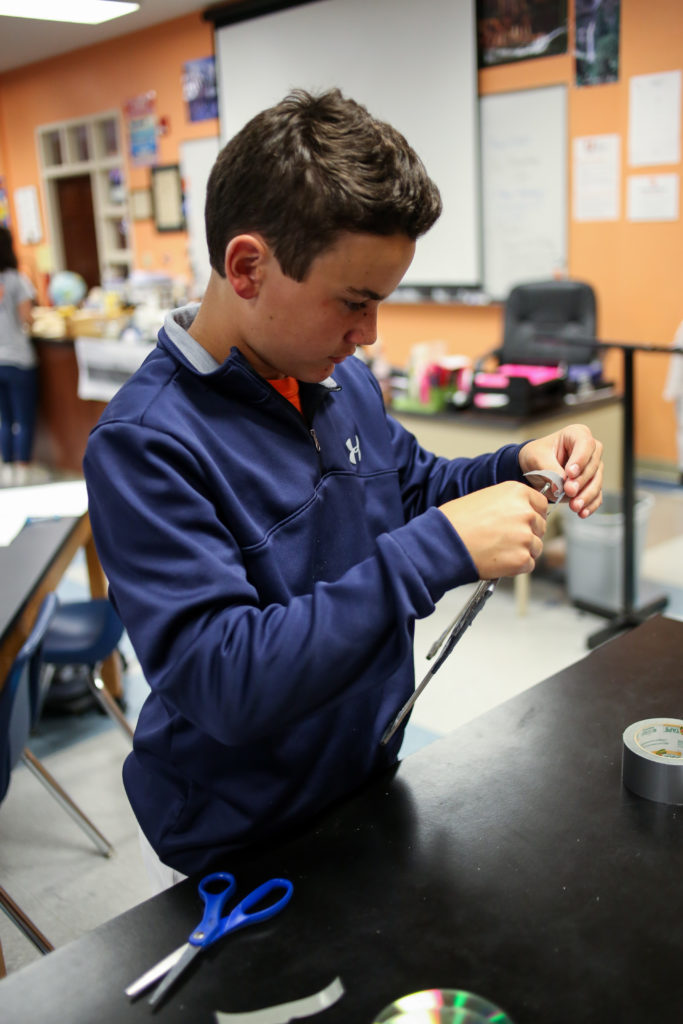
41, 598, 134, 742
0, 592, 112, 855
0, 595, 113, 957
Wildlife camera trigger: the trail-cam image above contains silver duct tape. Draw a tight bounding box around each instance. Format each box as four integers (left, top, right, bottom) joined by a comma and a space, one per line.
214, 976, 344, 1023
622, 718, 683, 805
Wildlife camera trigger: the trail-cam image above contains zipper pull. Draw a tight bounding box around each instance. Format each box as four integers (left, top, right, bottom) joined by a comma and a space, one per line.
310, 428, 321, 452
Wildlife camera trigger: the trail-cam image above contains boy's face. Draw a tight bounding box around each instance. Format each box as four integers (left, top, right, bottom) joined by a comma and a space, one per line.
239, 231, 415, 383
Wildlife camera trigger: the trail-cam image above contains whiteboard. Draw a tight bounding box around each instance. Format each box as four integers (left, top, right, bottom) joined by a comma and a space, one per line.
213, 0, 480, 289
480, 85, 568, 300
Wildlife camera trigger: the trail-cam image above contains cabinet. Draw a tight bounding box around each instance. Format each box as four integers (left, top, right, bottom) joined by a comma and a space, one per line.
393, 396, 623, 492
33, 338, 107, 474
38, 112, 132, 283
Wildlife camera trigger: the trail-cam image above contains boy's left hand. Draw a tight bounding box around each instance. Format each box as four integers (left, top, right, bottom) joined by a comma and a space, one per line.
519, 423, 604, 518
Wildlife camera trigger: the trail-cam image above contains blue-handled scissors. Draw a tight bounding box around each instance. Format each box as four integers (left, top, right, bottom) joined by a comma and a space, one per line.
124, 872, 293, 1009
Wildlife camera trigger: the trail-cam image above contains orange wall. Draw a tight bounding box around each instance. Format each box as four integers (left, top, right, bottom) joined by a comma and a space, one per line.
0, 12, 217, 290
0, 2, 681, 466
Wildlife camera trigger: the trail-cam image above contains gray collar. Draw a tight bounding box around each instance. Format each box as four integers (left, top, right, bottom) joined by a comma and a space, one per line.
163, 304, 220, 374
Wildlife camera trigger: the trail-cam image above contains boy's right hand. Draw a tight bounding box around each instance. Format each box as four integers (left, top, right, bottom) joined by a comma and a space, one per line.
438, 481, 548, 579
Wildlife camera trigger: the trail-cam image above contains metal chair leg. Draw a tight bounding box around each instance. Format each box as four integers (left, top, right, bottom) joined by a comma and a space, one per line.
20, 748, 114, 858
88, 667, 135, 742
0, 887, 55, 956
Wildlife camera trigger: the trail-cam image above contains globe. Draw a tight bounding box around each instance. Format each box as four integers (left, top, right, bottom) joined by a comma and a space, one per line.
48, 270, 88, 308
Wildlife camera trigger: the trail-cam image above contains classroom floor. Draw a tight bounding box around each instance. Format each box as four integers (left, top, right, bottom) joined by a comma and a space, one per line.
1, 474, 681, 976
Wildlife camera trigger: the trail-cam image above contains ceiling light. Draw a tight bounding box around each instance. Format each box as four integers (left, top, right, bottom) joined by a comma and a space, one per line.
0, 1, 140, 24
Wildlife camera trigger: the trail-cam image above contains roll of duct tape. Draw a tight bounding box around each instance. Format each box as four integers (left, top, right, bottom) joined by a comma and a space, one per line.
622, 718, 683, 805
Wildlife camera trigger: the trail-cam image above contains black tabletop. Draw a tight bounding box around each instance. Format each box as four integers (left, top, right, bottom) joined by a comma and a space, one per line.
2, 614, 682, 1023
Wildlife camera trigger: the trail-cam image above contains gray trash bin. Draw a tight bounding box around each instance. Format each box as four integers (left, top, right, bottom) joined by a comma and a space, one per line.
564, 491, 654, 612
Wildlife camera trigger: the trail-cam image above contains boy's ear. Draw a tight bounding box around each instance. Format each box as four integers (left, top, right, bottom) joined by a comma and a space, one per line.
224, 234, 267, 299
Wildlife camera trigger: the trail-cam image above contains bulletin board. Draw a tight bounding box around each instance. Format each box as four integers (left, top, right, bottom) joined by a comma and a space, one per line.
480, 84, 568, 300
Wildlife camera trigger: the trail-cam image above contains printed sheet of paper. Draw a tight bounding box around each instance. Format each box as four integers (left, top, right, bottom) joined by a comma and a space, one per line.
573, 134, 620, 221
628, 70, 681, 166
627, 174, 679, 221
74, 338, 155, 402
14, 185, 43, 244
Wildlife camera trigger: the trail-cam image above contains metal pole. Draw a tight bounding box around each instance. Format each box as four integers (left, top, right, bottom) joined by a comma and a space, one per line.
622, 346, 635, 614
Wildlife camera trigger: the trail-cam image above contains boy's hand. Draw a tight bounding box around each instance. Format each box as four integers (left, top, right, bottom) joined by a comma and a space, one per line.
519, 423, 604, 519
438, 481, 548, 579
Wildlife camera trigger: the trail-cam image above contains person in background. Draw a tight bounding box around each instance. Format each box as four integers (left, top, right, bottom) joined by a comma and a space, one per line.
0, 226, 37, 485
84, 89, 604, 889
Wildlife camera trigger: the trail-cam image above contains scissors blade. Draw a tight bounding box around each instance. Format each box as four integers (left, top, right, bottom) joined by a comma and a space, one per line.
125, 943, 188, 999
148, 942, 202, 1009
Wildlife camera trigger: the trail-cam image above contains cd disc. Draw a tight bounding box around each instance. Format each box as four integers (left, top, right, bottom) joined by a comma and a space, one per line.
373, 988, 515, 1024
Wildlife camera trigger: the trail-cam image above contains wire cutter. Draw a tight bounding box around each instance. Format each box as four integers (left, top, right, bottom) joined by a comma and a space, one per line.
125, 871, 294, 1010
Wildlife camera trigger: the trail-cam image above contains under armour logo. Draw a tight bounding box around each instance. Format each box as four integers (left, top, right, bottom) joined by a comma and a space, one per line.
345, 434, 361, 465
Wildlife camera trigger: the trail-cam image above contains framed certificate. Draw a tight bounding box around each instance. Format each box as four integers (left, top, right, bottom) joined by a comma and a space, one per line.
151, 164, 185, 232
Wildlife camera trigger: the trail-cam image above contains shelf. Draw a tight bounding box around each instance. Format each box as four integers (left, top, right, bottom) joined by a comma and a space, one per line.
37, 110, 128, 287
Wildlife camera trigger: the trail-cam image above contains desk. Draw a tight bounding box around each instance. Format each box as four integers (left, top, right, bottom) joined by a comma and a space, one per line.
0, 515, 121, 699
0, 615, 680, 1022
393, 393, 623, 491
33, 337, 107, 474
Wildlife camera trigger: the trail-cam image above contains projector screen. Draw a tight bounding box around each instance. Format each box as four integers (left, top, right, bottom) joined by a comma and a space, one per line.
212, 0, 480, 289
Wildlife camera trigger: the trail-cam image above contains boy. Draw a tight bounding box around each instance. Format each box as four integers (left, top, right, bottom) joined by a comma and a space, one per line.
84, 89, 603, 884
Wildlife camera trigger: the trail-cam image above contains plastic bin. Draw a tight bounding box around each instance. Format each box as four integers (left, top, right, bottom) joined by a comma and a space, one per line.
564, 491, 654, 612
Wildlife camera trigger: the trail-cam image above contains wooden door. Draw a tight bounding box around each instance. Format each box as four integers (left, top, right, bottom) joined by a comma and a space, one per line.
55, 175, 100, 290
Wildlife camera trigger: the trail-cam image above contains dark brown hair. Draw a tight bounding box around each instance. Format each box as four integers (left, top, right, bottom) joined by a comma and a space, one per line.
0, 226, 18, 272
205, 88, 442, 282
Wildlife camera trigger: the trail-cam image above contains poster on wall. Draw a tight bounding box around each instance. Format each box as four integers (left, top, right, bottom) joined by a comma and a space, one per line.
575, 0, 620, 86
0, 177, 9, 227
125, 90, 158, 166
182, 57, 218, 122
476, 0, 568, 68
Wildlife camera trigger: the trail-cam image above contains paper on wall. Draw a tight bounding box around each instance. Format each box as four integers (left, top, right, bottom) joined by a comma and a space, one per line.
627, 174, 679, 221
14, 185, 43, 245
628, 70, 681, 166
573, 134, 620, 221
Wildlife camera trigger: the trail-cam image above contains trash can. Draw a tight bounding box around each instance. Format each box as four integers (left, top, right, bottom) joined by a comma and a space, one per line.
563, 491, 654, 612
